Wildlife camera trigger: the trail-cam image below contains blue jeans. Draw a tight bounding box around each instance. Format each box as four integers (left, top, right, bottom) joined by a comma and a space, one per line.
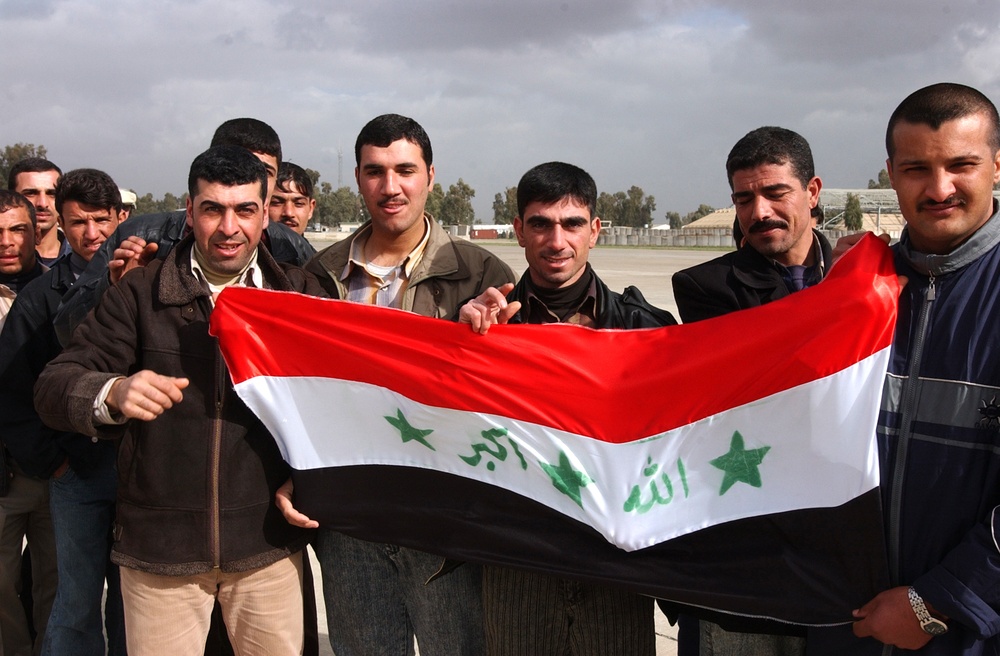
42, 448, 126, 656
315, 529, 484, 656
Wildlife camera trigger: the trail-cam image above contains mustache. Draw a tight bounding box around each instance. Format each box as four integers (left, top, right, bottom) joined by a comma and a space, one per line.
918, 197, 964, 211
748, 219, 788, 234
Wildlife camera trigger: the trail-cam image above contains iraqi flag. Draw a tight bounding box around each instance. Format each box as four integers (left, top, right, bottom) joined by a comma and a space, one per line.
211, 234, 897, 626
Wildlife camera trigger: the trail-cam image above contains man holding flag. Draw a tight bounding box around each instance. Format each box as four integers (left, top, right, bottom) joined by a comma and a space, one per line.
459, 161, 676, 655
33, 146, 323, 655
671, 126, 831, 655
278, 113, 515, 656
809, 83, 1000, 655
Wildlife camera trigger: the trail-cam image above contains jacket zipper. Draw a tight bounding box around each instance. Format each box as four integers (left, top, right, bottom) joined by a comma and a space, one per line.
210, 332, 225, 569
883, 274, 935, 655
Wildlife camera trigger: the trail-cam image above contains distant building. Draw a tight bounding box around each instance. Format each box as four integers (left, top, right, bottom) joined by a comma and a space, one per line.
682, 208, 736, 230
470, 224, 514, 239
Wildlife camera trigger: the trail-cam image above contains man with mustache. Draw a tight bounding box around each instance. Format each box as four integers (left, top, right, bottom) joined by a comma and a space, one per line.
34, 147, 322, 655
458, 161, 676, 656
670, 126, 830, 655
269, 162, 316, 235
52, 118, 315, 346
672, 126, 831, 323
809, 83, 1000, 656
278, 113, 514, 656
9, 158, 71, 267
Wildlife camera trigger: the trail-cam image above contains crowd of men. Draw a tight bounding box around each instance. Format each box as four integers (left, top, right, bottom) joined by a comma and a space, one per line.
1, 80, 999, 656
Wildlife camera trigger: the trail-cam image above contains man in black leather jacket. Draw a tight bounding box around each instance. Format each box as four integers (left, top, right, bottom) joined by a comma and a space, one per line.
672, 127, 830, 326
460, 161, 675, 656
670, 126, 831, 656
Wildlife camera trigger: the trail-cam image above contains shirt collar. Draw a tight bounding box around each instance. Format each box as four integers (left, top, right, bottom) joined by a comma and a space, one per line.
189, 245, 263, 298
341, 216, 432, 282
523, 274, 599, 326
770, 231, 825, 274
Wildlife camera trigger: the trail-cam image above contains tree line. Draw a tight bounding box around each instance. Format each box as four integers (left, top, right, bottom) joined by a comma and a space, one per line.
493, 184, 714, 229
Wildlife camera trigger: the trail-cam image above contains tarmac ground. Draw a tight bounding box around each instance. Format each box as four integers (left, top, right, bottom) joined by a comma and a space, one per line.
303, 239, 726, 655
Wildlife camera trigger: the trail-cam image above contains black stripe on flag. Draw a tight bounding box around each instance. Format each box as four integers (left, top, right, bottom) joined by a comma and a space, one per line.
293, 465, 888, 626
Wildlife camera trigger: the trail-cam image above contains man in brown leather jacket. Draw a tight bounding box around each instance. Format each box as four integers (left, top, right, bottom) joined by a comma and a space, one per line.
34, 146, 324, 655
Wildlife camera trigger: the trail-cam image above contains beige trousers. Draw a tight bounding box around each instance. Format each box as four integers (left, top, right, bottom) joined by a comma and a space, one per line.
120, 551, 304, 656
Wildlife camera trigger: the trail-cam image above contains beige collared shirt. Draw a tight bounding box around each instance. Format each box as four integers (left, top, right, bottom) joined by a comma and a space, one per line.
340, 217, 431, 309
189, 246, 263, 304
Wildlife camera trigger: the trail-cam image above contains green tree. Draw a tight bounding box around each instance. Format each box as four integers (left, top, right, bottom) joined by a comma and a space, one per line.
134, 193, 158, 216
1, 142, 47, 189
160, 192, 183, 212
425, 183, 445, 221
492, 186, 518, 224
682, 204, 715, 226
844, 193, 864, 230
439, 179, 476, 225
595, 187, 657, 227
665, 211, 682, 229
867, 169, 891, 189
618, 186, 656, 228
314, 182, 366, 228
596, 191, 624, 227
132, 191, 186, 216
331, 186, 366, 227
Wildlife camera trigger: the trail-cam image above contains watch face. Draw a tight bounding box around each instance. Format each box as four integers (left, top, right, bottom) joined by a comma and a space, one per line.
922, 618, 949, 636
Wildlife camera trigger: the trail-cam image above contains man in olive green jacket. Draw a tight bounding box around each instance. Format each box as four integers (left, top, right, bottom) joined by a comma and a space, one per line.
280, 114, 513, 656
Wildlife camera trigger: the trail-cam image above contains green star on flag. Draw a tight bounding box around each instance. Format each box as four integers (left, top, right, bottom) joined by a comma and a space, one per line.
710, 430, 770, 495
385, 409, 436, 451
540, 451, 593, 508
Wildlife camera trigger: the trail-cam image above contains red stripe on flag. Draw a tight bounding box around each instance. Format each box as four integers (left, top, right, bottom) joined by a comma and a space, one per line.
211, 234, 898, 443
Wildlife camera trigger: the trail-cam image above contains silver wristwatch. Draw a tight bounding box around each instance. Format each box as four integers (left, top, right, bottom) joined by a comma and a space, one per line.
908, 586, 948, 636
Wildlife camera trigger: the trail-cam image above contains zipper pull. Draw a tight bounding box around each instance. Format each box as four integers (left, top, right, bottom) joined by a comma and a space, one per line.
926, 274, 936, 301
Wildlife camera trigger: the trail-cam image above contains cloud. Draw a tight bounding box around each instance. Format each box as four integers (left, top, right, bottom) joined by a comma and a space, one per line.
2, 0, 1000, 219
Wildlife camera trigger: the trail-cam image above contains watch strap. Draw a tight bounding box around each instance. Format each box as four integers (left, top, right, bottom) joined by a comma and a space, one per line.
908, 586, 948, 636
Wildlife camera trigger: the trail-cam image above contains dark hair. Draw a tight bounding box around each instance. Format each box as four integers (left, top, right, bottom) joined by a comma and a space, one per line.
276, 162, 314, 198
187, 145, 268, 202
55, 168, 123, 216
7, 157, 62, 191
886, 82, 1000, 160
516, 161, 597, 218
211, 118, 282, 165
355, 114, 432, 168
0, 190, 37, 227
726, 126, 815, 189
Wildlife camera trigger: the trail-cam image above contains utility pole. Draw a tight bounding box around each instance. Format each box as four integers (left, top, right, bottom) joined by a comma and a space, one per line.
337, 146, 343, 188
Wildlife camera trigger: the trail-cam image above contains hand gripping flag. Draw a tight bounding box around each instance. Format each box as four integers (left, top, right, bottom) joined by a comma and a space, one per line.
211, 234, 898, 626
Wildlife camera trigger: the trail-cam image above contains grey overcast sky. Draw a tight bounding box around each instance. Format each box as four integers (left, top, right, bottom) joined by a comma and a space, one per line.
3, 0, 999, 222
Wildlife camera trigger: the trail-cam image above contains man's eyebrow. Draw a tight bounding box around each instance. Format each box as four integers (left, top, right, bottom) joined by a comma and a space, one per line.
897, 151, 987, 165
733, 183, 794, 197
525, 215, 589, 224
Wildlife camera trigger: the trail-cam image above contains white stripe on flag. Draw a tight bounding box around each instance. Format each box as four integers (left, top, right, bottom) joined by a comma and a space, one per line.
236, 348, 886, 552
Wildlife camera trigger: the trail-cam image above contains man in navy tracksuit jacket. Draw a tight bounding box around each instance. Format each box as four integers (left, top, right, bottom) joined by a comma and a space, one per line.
808, 83, 1000, 655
